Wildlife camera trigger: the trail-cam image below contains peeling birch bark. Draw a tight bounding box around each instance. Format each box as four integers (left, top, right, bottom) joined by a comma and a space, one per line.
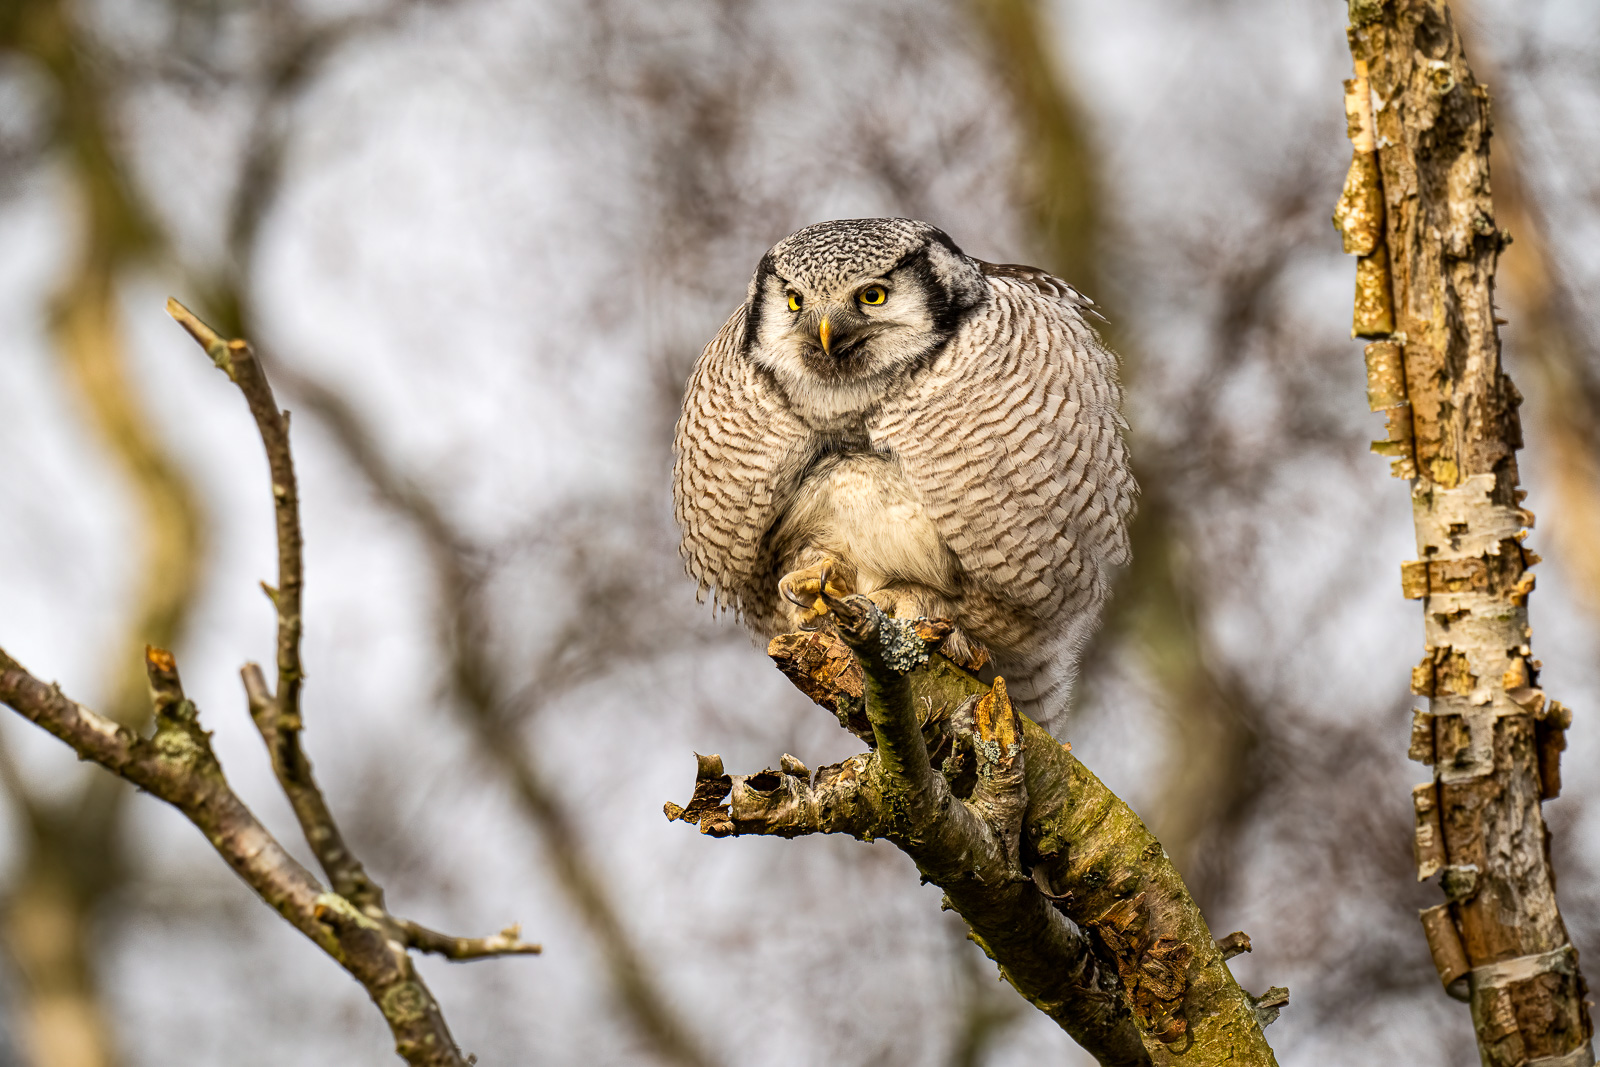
1340, 3, 1594, 1064
668, 605, 1281, 1067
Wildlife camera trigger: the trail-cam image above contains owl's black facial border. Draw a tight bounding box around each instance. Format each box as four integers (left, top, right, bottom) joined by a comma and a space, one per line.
741, 229, 988, 382
741, 251, 783, 361
902, 237, 987, 335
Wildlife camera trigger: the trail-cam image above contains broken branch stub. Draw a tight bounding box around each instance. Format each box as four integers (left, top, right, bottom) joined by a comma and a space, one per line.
669, 608, 1281, 1067
1341, 3, 1594, 1064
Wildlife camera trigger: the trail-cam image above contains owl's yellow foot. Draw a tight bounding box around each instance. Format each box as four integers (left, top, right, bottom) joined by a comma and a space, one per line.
779, 558, 858, 630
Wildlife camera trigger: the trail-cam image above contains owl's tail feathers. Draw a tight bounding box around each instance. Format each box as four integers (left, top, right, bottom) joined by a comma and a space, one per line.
1001, 671, 1076, 741
996, 624, 1096, 741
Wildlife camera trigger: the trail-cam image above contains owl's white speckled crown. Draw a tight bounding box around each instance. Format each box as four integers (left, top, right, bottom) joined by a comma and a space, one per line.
768, 218, 951, 291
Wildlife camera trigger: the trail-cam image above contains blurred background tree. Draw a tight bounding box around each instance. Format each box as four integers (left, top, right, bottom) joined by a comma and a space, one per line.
0, 0, 1598, 1064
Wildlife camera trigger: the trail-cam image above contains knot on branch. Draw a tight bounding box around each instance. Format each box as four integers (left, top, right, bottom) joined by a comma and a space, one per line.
1215, 930, 1253, 961
1248, 985, 1289, 1031
314, 891, 386, 938
145, 645, 188, 720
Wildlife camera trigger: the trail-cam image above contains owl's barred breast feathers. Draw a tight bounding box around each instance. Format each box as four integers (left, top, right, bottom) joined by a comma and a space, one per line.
672, 218, 1136, 728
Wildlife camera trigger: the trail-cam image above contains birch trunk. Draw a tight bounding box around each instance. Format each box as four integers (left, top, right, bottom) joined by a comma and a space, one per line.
1336, 3, 1594, 1063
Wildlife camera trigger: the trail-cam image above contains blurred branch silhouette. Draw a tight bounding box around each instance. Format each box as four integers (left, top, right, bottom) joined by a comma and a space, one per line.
0, 302, 541, 1067
1, 3, 206, 1063
964, 0, 1272, 911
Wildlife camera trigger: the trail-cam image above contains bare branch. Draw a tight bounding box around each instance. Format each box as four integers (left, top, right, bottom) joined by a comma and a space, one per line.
165, 298, 305, 716
402, 921, 543, 962
257, 359, 719, 1067
181, 13, 720, 1050
0, 299, 557, 1065
0, 645, 468, 1066
0, 648, 143, 773
169, 297, 382, 915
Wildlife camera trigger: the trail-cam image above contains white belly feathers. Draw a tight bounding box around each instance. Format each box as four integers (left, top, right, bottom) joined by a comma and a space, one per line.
772, 452, 959, 597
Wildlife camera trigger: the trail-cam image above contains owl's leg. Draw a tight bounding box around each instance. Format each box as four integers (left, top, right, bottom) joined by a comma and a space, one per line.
778, 556, 859, 631
862, 584, 990, 673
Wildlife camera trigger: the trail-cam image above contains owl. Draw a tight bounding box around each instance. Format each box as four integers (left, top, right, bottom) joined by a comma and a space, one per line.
672, 218, 1135, 727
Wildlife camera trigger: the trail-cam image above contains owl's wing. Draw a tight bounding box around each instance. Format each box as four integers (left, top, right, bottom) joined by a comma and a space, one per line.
673, 305, 813, 630
971, 260, 1107, 320
874, 267, 1136, 627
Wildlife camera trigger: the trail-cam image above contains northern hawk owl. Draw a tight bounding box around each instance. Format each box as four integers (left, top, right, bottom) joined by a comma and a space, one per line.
672, 218, 1135, 726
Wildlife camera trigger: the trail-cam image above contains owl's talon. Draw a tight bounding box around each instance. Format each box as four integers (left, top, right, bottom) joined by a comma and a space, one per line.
779, 558, 858, 630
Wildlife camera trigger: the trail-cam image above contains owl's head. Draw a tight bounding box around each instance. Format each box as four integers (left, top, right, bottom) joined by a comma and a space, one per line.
743, 218, 987, 411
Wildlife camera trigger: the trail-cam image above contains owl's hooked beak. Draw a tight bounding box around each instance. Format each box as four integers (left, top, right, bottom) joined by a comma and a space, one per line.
812, 311, 864, 359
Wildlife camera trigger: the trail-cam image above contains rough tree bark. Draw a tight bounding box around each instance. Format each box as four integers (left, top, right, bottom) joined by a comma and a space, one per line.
0, 305, 541, 1066
1336, 3, 1594, 1064
1449, 2, 1600, 623
667, 599, 1284, 1067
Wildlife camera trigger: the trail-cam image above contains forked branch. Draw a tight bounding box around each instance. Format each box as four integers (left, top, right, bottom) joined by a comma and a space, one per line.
0, 303, 544, 1067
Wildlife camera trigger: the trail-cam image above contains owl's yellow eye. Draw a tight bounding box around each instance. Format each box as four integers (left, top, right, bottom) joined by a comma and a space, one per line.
787, 292, 803, 312
858, 285, 887, 306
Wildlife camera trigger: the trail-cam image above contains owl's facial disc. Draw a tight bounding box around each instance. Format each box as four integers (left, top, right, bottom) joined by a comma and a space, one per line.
763, 269, 937, 386
744, 221, 988, 419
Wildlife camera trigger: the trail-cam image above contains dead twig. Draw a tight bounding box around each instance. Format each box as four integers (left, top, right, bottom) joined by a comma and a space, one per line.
402, 920, 543, 961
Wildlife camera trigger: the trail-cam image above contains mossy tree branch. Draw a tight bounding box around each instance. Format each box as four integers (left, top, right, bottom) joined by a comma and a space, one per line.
666, 600, 1281, 1067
